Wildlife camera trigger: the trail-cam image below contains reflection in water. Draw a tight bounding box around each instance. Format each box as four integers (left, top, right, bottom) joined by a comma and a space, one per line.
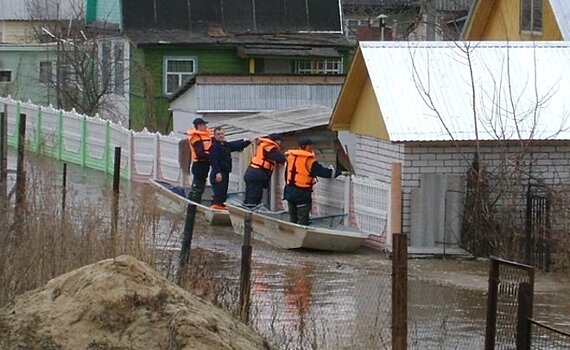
21, 152, 568, 349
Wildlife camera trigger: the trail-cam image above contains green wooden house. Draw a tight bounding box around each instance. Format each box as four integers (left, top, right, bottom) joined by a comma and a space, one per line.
0, 44, 58, 107
86, 0, 354, 132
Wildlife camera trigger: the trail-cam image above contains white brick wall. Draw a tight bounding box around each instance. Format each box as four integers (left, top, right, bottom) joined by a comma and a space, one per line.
355, 136, 570, 239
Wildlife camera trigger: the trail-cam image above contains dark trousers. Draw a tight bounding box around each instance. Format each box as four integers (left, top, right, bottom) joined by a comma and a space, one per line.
243, 167, 270, 206
188, 161, 209, 204
288, 200, 312, 226
210, 172, 229, 205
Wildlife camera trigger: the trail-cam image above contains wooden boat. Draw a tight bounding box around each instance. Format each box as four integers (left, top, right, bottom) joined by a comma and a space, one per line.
225, 200, 369, 252
148, 179, 231, 226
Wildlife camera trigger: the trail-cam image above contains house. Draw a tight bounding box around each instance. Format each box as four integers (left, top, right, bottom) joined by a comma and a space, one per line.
0, 44, 58, 106
0, 0, 82, 105
330, 41, 570, 256
168, 75, 345, 134
462, 0, 569, 40
0, 0, 84, 43
85, 0, 354, 133
341, 0, 474, 41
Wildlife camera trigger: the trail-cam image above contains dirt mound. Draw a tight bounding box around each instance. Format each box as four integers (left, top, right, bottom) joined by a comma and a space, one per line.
0, 255, 271, 350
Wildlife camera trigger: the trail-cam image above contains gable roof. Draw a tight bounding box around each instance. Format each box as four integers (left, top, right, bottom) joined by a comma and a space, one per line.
462, 0, 570, 40
330, 41, 570, 142
122, 0, 342, 34
549, 0, 570, 40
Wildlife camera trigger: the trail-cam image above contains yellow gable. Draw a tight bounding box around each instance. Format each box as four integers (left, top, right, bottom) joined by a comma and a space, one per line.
463, 0, 562, 40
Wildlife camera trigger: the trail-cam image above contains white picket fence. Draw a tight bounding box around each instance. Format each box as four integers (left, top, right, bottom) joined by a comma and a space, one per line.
1, 96, 392, 246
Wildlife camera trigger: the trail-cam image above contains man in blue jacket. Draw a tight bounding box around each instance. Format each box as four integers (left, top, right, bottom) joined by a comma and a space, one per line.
209, 127, 251, 209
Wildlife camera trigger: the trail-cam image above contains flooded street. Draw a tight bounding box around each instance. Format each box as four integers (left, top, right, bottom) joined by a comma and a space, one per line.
6, 152, 570, 349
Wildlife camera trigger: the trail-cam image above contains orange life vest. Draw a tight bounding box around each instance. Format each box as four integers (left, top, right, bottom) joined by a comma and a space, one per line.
285, 149, 316, 188
250, 137, 280, 172
187, 128, 212, 162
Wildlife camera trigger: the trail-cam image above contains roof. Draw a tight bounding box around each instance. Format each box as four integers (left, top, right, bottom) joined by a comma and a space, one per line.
208, 105, 332, 141
463, 0, 570, 40
342, 0, 472, 11
122, 0, 342, 34
550, 0, 570, 40
331, 41, 570, 142
125, 31, 353, 48
0, 0, 84, 20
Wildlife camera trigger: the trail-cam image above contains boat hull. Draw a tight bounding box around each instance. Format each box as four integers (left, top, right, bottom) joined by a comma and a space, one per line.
226, 203, 368, 252
149, 179, 231, 226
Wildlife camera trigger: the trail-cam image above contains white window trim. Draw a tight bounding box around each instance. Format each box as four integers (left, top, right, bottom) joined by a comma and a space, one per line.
98, 39, 127, 96
163, 56, 197, 95
295, 58, 343, 75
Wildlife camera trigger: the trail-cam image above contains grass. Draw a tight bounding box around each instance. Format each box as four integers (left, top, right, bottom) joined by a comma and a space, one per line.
0, 152, 177, 306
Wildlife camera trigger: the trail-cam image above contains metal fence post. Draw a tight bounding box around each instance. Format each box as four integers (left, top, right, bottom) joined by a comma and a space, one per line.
391, 162, 407, 350
15, 114, 27, 233
485, 258, 499, 350
0, 105, 8, 207
239, 212, 253, 324
111, 146, 121, 256
516, 282, 533, 350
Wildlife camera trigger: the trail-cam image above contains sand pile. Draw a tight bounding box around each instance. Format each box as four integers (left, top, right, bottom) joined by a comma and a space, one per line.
0, 255, 271, 349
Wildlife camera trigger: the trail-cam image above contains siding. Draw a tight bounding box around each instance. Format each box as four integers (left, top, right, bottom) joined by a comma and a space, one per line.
0, 46, 58, 106
129, 46, 248, 131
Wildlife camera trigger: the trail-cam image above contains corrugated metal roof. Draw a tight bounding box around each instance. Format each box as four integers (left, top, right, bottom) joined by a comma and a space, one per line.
0, 0, 83, 20
197, 84, 342, 112
360, 41, 570, 142
209, 105, 332, 140
550, 0, 570, 41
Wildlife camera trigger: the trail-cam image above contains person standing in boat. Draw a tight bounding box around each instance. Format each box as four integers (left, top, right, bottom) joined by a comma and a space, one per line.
209, 127, 251, 210
187, 117, 212, 204
284, 138, 339, 225
243, 133, 286, 208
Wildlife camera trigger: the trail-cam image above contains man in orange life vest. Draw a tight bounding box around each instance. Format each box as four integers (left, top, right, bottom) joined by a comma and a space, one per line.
284, 138, 339, 225
187, 117, 212, 203
243, 133, 286, 207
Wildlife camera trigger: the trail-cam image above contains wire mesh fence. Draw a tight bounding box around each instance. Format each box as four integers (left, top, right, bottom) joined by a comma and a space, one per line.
530, 319, 570, 349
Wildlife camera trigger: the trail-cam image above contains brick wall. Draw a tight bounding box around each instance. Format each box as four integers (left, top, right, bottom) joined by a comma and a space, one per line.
355, 135, 570, 239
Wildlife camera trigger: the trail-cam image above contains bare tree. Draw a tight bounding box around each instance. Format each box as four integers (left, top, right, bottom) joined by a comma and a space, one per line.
410, 41, 570, 268
23, 0, 128, 123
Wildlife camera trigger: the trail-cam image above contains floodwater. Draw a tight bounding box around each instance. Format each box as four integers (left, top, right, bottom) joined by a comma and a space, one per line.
5, 152, 570, 349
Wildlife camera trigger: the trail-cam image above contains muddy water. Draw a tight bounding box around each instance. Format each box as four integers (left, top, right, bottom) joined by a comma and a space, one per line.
182, 219, 570, 350
8, 153, 570, 349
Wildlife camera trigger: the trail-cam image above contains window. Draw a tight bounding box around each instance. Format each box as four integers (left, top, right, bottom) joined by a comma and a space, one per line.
114, 42, 124, 94
295, 59, 343, 75
0, 70, 11, 82
164, 57, 196, 95
98, 40, 126, 96
520, 0, 543, 33
39, 61, 53, 84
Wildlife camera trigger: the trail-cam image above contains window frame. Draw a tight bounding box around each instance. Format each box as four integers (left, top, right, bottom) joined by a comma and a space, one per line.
39, 60, 53, 84
295, 58, 343, 75
0, 70, 12, 83
97, 39, 126, 96
520, 0, 543, 35
163, 56, 197, 95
